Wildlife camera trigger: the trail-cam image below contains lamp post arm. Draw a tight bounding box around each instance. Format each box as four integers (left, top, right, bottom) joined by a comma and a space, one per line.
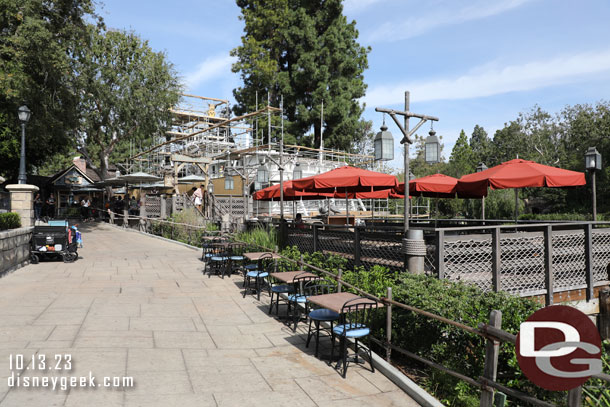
264, 154, 284, 171
375, 107, 439, 145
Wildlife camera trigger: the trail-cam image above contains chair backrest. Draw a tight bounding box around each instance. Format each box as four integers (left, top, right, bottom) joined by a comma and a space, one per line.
340, 297, 378, 333
304, 280, 334, 296
257, 252, 275, 274
293, 271, 318, 295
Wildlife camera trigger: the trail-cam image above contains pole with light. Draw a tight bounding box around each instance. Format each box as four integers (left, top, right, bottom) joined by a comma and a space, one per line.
476, 162, 488, 220
17, 105, 31, 184
585, 147, 602, 221
375, 91, 439, 274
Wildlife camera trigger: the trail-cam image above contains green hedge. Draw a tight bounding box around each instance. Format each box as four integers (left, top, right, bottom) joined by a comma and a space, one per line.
0, 212, 20, 230
519, 212, 610, 221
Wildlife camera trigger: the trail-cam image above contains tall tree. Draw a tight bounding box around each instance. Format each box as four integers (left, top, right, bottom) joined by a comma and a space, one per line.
448, 130, 475, 178
0, 0, 99, 178
469, 125, 492, 166
72, 27, 181, 180
231, 0, 370, 152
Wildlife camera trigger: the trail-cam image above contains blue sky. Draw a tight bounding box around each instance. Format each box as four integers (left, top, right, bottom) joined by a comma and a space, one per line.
98, 0, 610, 169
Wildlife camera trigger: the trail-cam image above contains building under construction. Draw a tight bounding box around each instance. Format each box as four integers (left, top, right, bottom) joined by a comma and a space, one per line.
127, 94, 401, 226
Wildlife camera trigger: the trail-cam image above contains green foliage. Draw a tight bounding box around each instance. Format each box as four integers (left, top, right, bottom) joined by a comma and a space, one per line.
518, 212, 603, 221
331, 264, 547, 406
73, 26, 181, 180
231, 0, 370, 152
583, 341, 610, 406
235, 226, 278, 250
147, 208, 212, 246
0, 212, 20, 230
0, 0, 99, 178
277, 245, 348, 277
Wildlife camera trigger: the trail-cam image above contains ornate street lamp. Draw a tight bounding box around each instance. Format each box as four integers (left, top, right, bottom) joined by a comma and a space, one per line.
373, 118, 394, 161
17, 105, 31, 184
207, 182, 214, 194
292, 162, 302, 180
424, 124, 440, 164
476, 162, 488, 220
585, 147, 602, 221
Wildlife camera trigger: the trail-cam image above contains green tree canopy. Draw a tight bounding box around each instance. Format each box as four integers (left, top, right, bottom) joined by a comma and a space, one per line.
0, 0, 98, 179
72, 27, 181, 180
231, 0, 370, 152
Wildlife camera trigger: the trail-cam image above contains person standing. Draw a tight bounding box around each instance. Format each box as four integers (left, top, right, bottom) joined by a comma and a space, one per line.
34, 193, 42, 221
46, 194, 55, 219
192, 185, 203, 212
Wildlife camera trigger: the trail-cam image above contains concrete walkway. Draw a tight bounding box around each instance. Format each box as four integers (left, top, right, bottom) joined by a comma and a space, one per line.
0, 223, 421, 407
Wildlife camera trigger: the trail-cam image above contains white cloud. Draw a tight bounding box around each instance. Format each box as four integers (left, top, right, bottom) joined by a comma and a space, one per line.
365, 49, 610, 106
184, 55, 236, 90
366, 0, 533, 42
343, 0, 384, 13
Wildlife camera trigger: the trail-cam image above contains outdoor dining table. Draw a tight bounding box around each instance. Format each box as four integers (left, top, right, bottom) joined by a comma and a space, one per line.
269, 270, 318, 283
243, 252, 282, 261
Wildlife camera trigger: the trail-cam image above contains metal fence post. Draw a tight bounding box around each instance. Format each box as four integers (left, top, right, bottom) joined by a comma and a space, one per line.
354, 226, 361, 267
386, 286, 392, 362
480, 310, 502, 407
600, 288, 610, 340
337, 268, 342, 293
435, 230, 445, 279
544, 225, 554, 306
313, 224, 319, 253
492, 228, 501, 292
584, 224, 594, 301
568, 386, 582, 407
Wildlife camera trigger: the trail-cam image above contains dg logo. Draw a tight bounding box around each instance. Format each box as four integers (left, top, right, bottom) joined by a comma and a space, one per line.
516, 305, 602, 391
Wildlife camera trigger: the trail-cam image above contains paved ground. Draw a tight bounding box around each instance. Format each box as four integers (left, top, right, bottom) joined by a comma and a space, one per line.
0, 223, 420, 407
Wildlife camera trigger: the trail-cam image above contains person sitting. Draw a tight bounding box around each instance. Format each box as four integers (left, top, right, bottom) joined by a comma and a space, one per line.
295, 213, 305, 229
129, 196, 139, 216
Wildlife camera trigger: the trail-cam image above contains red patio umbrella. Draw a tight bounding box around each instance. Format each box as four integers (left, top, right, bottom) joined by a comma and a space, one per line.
291, 165, 399, 223
456, 159, 586, 221
253, 180, 323, 201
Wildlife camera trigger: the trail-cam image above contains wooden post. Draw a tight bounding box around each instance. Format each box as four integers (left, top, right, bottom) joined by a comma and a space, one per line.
492, 228, 501, 292
544, 225, 554, 306
299, 254, 304, 271
600, 288, 610, 340
313, 224, 319, 253
337, 268, 342, 293
567, 386, 582, 407
584, 224, 594, 301
435, 230, 445, 279
480, 310, 502, 407
386, 287, 392, 362
354, 226, 361, 267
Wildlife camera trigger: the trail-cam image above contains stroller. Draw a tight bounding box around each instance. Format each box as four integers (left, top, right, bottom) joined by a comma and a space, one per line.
30, 220, 79, 263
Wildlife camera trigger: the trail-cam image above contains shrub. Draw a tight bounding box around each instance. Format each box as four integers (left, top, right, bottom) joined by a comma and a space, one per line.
235, 226, 278, 250
0, 212, 20, 230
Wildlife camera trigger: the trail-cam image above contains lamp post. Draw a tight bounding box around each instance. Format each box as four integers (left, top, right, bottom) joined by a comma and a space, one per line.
585, 147, 602, 221
17, 105, 31, 184
476, 162, 488, 221
424, 126, 440, 165
375, 92, 438, 274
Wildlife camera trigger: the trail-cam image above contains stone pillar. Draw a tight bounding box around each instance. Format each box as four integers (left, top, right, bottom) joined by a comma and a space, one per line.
6, 184, 39, 227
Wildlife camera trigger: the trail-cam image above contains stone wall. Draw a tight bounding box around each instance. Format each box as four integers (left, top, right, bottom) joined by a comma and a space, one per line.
0, 227, 33, 275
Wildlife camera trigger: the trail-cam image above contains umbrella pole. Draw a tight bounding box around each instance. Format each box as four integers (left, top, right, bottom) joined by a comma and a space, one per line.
435, 197, 439, 228
345, 191, 349, 226
514, 189, 519, 223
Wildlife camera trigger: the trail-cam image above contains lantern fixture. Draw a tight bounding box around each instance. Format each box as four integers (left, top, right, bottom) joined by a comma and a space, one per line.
224, 170, 234, 190
476, 162, 488, 173
18, 105, 31, 123
424, 124, 440, 164
292, 162, 303, 180
257, 164, 269, 183
207, 182, 214, 194
373, 116, 394, 161
585, 147, 602, 171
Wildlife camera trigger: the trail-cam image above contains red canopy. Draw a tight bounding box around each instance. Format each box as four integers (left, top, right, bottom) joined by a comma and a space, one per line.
396, 174, 459, 199
291, 165, 398, 193
253, 180, 323, 201
456, 159, 586, 197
